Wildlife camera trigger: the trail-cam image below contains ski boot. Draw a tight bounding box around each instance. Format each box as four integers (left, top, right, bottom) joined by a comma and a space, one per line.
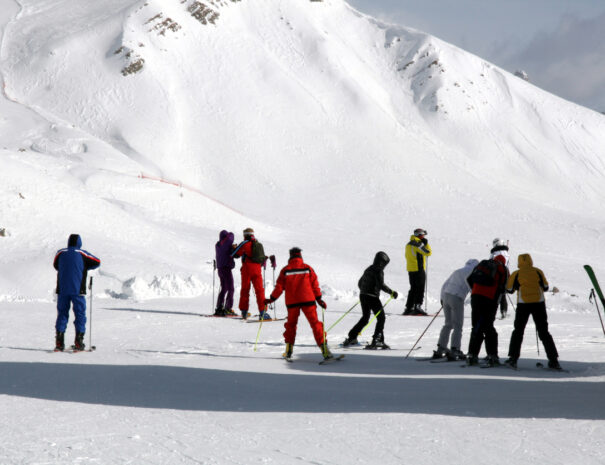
214, 306, 225, 317
259, 311, 271, 321
485, 354, 500, 367
466, 354, 479, 366
282, 343, 294, 361
411, 304, 428, 316
431, 345, 448, 359
54, 331, 65, 352
342, 336, 359, 347
402, 306, 413, 315
504, 357, 518, 369
73, 332, 86, 351
321, 344, 334, 361
241, 310, 248, 320
548, 359, 562, 370
224, 308, 236, 316
365, 333, 390, 350
447, 347, 465, 361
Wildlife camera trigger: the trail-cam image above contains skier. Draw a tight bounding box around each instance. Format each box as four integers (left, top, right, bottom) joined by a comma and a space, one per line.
53, 234, 101, 351
403, 228, 432, 315
231, 228, 269, 320
465, 254, 508, 366
490, 238, 510, 319
342, 252, 398, 349
264, 247, 333, 361
214, 230, 236, 316
504, 254, 561, 369
432, 258, 479, 360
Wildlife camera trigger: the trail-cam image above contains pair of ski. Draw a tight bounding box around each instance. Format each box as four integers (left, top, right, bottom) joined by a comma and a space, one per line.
461, 361, 567, 372
54, 345, 97, 353
282, 354, 345, 365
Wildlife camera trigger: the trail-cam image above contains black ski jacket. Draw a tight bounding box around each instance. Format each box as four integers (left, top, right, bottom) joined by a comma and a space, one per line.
358, 252, 393, 297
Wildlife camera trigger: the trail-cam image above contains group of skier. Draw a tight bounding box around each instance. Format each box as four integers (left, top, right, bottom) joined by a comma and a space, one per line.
433, 238, 561, 370
51, 228, 561, 368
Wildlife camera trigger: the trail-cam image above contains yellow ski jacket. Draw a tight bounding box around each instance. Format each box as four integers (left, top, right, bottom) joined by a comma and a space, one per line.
506, 253, 549, 303
405, 235, 432, 272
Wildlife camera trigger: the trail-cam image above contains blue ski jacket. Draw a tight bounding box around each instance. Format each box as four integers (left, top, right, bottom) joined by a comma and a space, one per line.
53, 234, 101, 295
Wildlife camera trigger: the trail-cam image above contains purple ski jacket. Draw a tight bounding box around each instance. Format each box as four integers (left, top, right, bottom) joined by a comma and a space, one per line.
215, 230, 235, 269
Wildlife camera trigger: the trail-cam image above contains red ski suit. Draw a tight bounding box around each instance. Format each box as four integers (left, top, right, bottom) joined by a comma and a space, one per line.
270, 257, 325, 346
234, 240, 265, 312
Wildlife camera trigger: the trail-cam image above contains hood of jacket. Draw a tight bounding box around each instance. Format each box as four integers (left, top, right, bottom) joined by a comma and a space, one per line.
219, 230, 229, 241
518, 254, 533, 268
68, 234, 82, 248
464, 258, 479, 271
373, 251, 390, 270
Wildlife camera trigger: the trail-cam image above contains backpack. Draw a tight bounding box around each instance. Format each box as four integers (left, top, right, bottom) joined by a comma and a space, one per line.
249, 240, 266, 264
469, 259, 498, 286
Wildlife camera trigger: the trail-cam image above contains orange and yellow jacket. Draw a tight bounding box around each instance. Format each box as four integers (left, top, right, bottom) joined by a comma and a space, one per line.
506, 254, 549, 304
405, 235, 432, 272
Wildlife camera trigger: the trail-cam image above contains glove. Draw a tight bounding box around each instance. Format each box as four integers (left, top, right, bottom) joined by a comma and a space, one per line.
317, 298, 327, 309
391, 291, 399, 300
421, 238, 428, 245
270, 255, 276, 268
264, 298, 274, 305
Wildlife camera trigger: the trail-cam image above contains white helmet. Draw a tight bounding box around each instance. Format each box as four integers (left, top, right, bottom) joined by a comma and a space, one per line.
492, 238, 506, 247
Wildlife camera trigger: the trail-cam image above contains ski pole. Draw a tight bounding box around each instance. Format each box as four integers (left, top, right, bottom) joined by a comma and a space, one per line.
325, 301, 360, 333
270, 255, 277, 319
590, 289, 605, 337
359, 296, 393, 336
212, 259, 216, 313
425, 259, 429, 315
254, 305, 267, 352
322, 305, 327, 356
405, 305, 443, 359
88, 276, 93, 350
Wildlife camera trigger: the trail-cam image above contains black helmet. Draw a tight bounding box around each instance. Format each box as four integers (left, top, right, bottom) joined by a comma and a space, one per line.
373, 251, 390, 269
413, 228, 427, 237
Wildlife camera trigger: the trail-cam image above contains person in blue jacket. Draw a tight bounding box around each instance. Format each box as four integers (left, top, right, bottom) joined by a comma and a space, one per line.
53, 234, 101, 351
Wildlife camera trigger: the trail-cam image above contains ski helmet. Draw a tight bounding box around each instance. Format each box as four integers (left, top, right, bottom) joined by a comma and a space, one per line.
289, 247, 302, 259
413, 228, 427, 237
492, 238, 506, 247
243, 227, 255, 238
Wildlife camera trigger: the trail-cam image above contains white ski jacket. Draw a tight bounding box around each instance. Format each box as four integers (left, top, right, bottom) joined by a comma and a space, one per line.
440, 259, 479, 301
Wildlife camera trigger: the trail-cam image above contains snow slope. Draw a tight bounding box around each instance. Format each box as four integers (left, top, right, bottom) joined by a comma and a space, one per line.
1, 0, 605, 301
1, 1, 605, 462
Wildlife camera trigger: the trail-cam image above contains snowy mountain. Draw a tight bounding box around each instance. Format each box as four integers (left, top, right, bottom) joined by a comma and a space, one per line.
1, 0, 605, 301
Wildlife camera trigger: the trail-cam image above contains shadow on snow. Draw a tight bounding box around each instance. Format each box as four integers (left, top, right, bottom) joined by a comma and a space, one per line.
0, 353, 604, 419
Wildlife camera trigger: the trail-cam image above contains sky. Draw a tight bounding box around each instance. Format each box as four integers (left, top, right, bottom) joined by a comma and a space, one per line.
347, 0, 605, 114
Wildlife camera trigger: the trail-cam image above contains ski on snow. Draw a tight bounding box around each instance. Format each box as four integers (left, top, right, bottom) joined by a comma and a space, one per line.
584, 265, 605, 315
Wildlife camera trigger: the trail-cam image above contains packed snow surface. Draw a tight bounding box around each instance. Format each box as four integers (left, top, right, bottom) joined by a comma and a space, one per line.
1, 0, 604, 463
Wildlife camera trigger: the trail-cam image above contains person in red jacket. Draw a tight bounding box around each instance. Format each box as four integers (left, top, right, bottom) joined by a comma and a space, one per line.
265, 247, 333, 361
465, 254, 509, 366
231, 228, 268, 320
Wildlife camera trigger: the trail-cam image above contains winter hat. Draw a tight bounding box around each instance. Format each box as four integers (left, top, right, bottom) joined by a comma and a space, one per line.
243, 227, 255, 238
289, 247, 302, 259
413, 228, 427, 237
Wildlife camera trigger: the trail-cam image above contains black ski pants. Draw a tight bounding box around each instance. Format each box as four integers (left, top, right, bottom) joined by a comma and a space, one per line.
348, 294, 385, 340
468, 294, 499, 357
508, 302, 558, 361
405, 270, 426, 310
